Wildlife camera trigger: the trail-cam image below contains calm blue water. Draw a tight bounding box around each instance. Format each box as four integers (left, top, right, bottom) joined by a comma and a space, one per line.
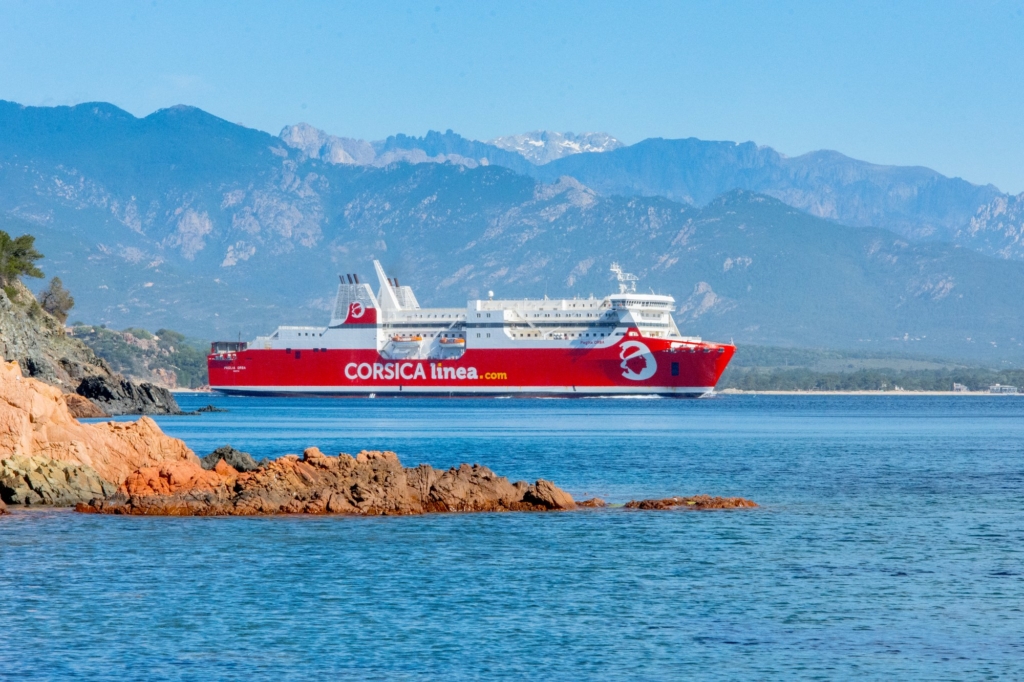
2, 394, 1023, 679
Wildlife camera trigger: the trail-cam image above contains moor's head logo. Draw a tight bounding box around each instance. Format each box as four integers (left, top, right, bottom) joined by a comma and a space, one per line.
619, 340, 657, 381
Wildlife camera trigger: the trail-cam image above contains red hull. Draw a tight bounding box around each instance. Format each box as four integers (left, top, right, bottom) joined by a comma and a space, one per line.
209, 332, 735, 397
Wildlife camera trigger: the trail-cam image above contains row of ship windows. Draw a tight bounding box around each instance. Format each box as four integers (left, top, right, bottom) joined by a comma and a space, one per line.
614, 301, 666, 308
476, 312, 604, 319
478, 332, 615, 339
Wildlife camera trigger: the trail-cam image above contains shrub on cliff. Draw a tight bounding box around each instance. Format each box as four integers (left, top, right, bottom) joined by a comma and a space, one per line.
0, 230, 44, 295
37, 277, 75, 323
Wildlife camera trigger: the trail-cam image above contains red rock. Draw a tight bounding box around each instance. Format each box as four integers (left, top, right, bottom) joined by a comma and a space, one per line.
524, 479, 577, 510
355, 450, 400, 465
624, 495, 758, 510
63, 394, 108, 419
213, 459, 238, 477
77, 450, 578, 517
0, 360, 197, 484
122, 461, 224, 497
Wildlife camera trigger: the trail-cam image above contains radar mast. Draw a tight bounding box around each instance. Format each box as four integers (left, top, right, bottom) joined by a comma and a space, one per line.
610, 262, 638, 294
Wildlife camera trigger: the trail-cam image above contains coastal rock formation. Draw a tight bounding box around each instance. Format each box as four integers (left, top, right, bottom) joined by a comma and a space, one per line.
0, 282, 180, 415
76, 375, 180, 415
78, 447, 578, 516
200, 445, 259, 472
63, 393, 109, 418
624, 495, 758, 510
0, 360, 198, 485
0, 456, 116, 506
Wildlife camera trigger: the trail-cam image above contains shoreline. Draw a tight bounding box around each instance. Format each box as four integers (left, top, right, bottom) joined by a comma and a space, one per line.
718, 389, 1019, 396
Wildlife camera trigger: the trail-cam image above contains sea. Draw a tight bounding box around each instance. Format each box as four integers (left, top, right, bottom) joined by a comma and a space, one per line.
2, 394, 1022, 679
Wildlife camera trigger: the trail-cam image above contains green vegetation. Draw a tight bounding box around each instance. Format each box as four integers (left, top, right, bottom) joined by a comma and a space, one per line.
37, 277, 75, 323
720, 367, 1024, 392
0, 230, 44, 296
154, 329, 208, 388
71, 325, 209, 388
718, 345, 1022, 391
728, 345, 968, 371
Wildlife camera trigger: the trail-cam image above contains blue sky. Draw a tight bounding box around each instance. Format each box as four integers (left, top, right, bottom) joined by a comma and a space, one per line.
1, 0, 1022, 192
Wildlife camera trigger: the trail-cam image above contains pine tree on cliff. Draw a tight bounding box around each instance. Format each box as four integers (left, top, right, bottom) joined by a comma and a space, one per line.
0, 231, 44, 291
38, 277, 75, 323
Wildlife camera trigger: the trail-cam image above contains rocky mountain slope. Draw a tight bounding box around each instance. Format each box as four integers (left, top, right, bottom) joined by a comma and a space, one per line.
276, 122, 1018, 258
278, 124, 535, 172
957, 193, 1024, 259
528, 139, 1009, 247
2, 100, 1023, 362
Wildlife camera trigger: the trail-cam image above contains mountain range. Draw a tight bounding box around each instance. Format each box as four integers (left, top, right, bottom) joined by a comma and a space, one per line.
1, 99, 1022, 363
278, 123, 1023, 259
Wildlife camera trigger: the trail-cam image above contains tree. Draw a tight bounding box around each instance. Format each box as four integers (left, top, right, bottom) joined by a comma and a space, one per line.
37, 276, 74, 323
0, 230, 44, 287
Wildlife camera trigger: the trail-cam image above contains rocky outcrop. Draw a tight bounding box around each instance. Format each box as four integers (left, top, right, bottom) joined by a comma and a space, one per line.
200, 445, 259, 472
78, 447, 577, 516
0, 282, 179, 415
0, 360, 198, 486
624, 495, 758, 510
0, 456, 116, 506
63, 393, 109, 418
76, 375, 180, 415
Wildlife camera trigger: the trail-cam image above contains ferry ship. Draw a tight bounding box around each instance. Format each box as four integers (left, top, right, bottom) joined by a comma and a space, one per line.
207, 262, 735, 397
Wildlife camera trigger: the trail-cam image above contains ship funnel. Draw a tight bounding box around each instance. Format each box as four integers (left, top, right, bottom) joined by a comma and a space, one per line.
330, 271, 378, 326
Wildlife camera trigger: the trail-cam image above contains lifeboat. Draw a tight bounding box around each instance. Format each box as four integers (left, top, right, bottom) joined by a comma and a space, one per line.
439, 337, 465, 345
391, 334, 423, 343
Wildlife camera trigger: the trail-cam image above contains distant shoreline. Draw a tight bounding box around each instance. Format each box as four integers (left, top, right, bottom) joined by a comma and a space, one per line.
718, 389, 1019, 396
168, 387, 1019, 397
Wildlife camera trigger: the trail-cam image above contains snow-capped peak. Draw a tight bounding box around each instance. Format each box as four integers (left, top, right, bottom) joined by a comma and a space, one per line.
487, 131, 623, 165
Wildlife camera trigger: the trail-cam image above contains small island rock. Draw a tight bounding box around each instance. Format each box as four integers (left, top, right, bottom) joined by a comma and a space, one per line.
78, 448, 577, 516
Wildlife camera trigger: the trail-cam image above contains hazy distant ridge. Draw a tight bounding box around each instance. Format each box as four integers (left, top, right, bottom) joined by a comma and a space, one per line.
277, 122, 1019, 259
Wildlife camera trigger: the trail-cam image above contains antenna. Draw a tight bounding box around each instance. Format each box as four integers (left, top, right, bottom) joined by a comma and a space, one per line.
610, 262, 638, 294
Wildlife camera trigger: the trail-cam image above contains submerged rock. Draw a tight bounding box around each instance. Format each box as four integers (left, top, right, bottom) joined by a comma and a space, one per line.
0, 456, 116, 506
624, 495, 757, 510
200, 445, 258, 472
78, 447, 578, 516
